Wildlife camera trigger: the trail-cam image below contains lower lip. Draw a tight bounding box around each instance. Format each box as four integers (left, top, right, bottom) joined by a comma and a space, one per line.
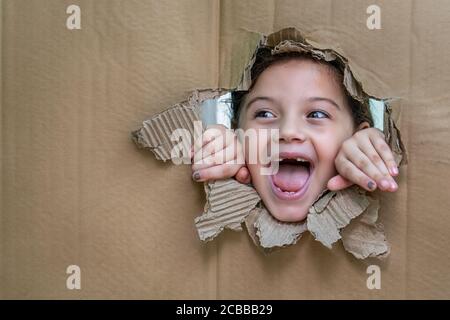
269, 168, 313, 201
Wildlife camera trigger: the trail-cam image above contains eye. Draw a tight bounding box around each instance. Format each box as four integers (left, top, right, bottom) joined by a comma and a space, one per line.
307, 110, 329, 119
254, 110, 275, 119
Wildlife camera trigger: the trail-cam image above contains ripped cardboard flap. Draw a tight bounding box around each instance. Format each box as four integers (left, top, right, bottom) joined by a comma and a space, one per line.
194, 179, 260, 242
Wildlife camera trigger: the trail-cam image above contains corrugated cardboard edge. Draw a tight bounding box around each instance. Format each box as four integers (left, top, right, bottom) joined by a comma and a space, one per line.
384, 100, 408, 166
310, 189, 336, 213
131, 89, 228, 161
243, 186, 389, 260
194, 179, 261, 242
341, 198, 390, 259
239, 28, 366, 104
244, 189, 329, 252
244, 205, 307, 253
307, 186, 371, 249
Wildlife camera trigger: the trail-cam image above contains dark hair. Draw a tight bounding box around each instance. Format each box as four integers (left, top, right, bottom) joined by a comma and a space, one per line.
231, 47, 372, 129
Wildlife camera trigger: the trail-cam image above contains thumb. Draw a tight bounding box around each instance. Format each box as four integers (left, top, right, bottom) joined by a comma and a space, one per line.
235, 167, 251, 184
327, 174, 354, 191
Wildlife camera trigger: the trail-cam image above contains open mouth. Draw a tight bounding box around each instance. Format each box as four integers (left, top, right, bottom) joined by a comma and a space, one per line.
269, 156, 313, 201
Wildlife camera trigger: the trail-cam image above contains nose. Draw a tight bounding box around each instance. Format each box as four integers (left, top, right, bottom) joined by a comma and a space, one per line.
279, 117, 307, 143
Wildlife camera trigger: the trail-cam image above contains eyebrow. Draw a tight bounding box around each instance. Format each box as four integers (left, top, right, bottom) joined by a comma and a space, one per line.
245, 96, 275, 109
245, 96, 341, 110
307, 97, 341, 110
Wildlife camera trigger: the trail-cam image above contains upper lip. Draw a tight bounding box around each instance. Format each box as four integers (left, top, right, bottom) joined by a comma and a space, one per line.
273, 151, 315, 169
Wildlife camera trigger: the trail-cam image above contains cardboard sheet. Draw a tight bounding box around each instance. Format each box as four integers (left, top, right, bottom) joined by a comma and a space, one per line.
2, 0, 450, 299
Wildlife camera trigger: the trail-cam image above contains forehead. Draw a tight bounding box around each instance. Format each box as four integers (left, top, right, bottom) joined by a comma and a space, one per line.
248, 58, 345, 101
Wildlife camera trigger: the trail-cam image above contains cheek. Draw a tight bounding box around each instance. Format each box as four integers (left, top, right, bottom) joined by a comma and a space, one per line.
313, 128, 353, 168
243, 130, 271, 194
243, 128, 272, 165
246, 163, 266, 199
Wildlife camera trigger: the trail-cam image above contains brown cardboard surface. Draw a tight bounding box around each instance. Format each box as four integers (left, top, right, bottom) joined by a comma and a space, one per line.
2, 0, 450, 299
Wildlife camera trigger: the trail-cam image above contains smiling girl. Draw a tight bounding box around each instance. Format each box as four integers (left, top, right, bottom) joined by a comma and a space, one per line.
191, 49, 399, 222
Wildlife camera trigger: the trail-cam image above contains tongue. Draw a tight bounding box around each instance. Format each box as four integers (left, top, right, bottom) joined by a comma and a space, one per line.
272, 164, 309, 192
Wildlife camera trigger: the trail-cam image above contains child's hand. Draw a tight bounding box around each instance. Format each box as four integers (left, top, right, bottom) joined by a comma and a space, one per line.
191, 124, 251, 183
327, 128, 399, 192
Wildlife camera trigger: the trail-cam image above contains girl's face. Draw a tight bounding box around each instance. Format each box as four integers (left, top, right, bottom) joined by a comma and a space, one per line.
240, 59, 356, 222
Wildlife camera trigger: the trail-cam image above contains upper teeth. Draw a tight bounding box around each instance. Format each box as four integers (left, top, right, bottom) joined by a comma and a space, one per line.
279, 157, 308, 162
272, 158, 309, 163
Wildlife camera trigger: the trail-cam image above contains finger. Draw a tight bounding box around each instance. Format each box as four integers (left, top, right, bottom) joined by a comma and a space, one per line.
193, 129, 235, 161
355, 132, 390, 177
327, 174, 354, 191
335, 157, 377, 192
192, 161, 243, 182
368, 130, 399, 176
192, 143, 240, 171
192, 126, 225, 154
235, 167, 251, 184
193, 137, 226, 166
357, 142, 398, 192
344, 146, 397, 192
193, 129, 218, 149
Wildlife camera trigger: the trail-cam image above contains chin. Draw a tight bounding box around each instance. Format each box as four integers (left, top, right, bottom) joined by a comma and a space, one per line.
268, 204, 310, 222
254, 176, 319, 223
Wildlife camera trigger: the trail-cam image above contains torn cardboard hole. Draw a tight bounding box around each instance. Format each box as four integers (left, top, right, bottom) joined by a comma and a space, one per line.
131, 89, 229, 162
132, 28, 407, 259
194, 179, 261, 242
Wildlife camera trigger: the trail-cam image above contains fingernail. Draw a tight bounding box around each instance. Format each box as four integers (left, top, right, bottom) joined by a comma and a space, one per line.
380, 179, 390, 190
391, 166, 399, 176
367, 181, 376, 191
391, 181, 398, 191
192, 171, 201, 181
